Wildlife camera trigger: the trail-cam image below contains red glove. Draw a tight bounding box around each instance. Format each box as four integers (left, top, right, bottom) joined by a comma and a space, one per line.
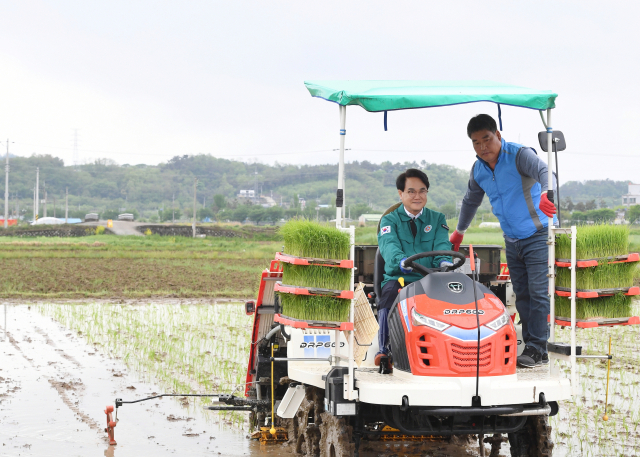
539, 192, 557, 217
449, 230, 464, 251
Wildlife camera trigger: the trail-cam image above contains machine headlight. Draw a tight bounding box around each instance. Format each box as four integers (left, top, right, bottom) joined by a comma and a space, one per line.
411, 308, 450, 331
485, 311, 511, 331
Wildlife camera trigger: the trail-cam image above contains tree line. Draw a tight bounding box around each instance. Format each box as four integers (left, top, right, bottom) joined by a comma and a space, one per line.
1, 153, 635, 224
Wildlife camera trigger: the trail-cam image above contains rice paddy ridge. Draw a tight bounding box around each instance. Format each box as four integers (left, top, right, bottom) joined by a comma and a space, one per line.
550, 301, 640, 456
37, 302, 253, 427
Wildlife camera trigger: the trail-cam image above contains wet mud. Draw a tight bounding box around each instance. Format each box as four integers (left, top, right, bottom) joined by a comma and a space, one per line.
10, 301, 639, 456
0, 303, 500, 456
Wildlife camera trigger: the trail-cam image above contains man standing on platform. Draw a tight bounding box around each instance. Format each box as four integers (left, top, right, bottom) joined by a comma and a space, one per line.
450, 114, 557, 368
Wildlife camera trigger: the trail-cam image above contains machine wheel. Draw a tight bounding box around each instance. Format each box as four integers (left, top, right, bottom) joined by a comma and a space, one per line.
319, 412, 355, 457
292, 386, 324, 457
508, 415, 554, 457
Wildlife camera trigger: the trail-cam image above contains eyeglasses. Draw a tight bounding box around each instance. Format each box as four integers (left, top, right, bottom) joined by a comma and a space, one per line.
405, 189, 428, 196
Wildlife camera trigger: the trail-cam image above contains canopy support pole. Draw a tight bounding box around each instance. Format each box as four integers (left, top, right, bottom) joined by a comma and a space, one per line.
336, 105, 346, 228
545, 108, 556, 344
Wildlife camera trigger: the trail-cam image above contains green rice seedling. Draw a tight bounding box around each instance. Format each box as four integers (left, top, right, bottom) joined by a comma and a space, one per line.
38, 302, 254, 427
555, 294, 634, 319
282, 264, 351, 291
280, 219, 350, 259
279, 293, 350, 322
556, 261, 639, 290
556, 224, 630, 259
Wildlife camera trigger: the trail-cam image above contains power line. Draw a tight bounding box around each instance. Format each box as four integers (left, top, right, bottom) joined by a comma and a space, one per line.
9, 140, 640, 159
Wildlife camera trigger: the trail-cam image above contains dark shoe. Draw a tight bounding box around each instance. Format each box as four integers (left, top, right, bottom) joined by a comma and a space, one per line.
374, 353, 386, 366
517, 346, 542, 368
541, 352, 549, 364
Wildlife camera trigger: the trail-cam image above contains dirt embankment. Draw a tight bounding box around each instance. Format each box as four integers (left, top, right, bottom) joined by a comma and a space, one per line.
0, 225, 114, 237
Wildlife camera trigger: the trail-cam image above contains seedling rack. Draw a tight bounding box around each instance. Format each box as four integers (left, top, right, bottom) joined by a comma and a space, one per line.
553, 315, 640, 328
275, 222, 359, 402
274, 282, 354, 299
273, 314, 354, 331
555, 252, 639, 268
275, 251, 354, 269
555, 286, 640, 298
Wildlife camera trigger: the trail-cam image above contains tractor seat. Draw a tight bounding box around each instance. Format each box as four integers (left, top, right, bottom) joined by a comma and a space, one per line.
373, 247, 385, 307
372, 202, 401, 308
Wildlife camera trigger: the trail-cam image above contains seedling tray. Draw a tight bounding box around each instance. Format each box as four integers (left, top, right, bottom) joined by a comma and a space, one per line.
554, 315, 640, 328
274, 314, 354, 331
555, 286, 640, 298
555, 253, 640, 268
275, 252, 354, 269
274, 282, 354, 299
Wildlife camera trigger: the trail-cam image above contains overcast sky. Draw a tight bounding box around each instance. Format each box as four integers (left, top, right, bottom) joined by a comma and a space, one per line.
1, 1, 638, 183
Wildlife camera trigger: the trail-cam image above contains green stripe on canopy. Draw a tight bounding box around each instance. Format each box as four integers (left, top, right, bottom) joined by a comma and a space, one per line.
304, 80, 557, 112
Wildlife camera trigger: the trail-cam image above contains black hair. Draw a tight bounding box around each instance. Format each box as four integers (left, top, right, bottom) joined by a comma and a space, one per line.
467, 114, 497, 138
396, 168, 429, 191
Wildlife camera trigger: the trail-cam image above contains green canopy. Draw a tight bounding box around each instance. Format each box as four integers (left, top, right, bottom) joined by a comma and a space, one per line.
304, 80, 557, 112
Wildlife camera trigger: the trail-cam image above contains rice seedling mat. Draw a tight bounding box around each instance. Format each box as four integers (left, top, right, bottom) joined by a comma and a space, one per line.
275, 251, 353, 269
555, 224, 630, 260
555, 252, 640, 268
274, 313, 354, 331
553, 315, 640, 328
556, 286, 640, 298
274, 282, 354, 299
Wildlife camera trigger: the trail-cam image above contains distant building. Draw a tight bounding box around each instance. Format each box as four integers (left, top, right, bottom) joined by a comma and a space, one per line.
622, 182, 640, 206
238, 190, 255, 199
298, 197, 306, 210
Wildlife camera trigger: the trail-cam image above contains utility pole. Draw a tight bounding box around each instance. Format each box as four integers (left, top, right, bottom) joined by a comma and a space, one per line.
172, 193, 175, 224
4, 139, 9, 228
33, 187, 36, 222
192, 178, 198, 238
43, 181, 47, 218
35, 168, 39, 221
73, 129, 79, 169
53, 196, 57, 218
65, 187, 68, 223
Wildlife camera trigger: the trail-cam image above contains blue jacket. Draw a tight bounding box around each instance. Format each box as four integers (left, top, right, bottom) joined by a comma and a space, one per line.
458, 139, 557, 240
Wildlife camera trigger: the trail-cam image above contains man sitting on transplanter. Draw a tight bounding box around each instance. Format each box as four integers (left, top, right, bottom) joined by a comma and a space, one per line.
375, 168, 452, 366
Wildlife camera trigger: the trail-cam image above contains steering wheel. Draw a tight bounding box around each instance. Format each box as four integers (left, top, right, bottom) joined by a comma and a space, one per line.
403, 250, 467, 276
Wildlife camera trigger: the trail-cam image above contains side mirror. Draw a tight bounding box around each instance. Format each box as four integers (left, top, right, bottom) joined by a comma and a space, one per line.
245, 300, 256, 315
537, 131, 566, 152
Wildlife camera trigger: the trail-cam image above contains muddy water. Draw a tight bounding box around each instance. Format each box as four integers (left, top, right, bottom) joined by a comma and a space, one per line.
1, 305, 258, 456
1, 304, 515, 456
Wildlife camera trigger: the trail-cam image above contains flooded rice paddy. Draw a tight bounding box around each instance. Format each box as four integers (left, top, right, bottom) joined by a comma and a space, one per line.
1, 300, 639, 456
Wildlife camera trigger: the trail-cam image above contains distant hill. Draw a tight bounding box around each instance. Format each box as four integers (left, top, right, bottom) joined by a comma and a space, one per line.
558, 179, 629, 207
2, 154, 472, 219
1, 154, 632, 220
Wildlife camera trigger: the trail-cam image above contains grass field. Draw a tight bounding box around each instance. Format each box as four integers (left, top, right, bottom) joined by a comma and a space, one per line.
1, 224, 638, 299
0, 235, 281, 299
